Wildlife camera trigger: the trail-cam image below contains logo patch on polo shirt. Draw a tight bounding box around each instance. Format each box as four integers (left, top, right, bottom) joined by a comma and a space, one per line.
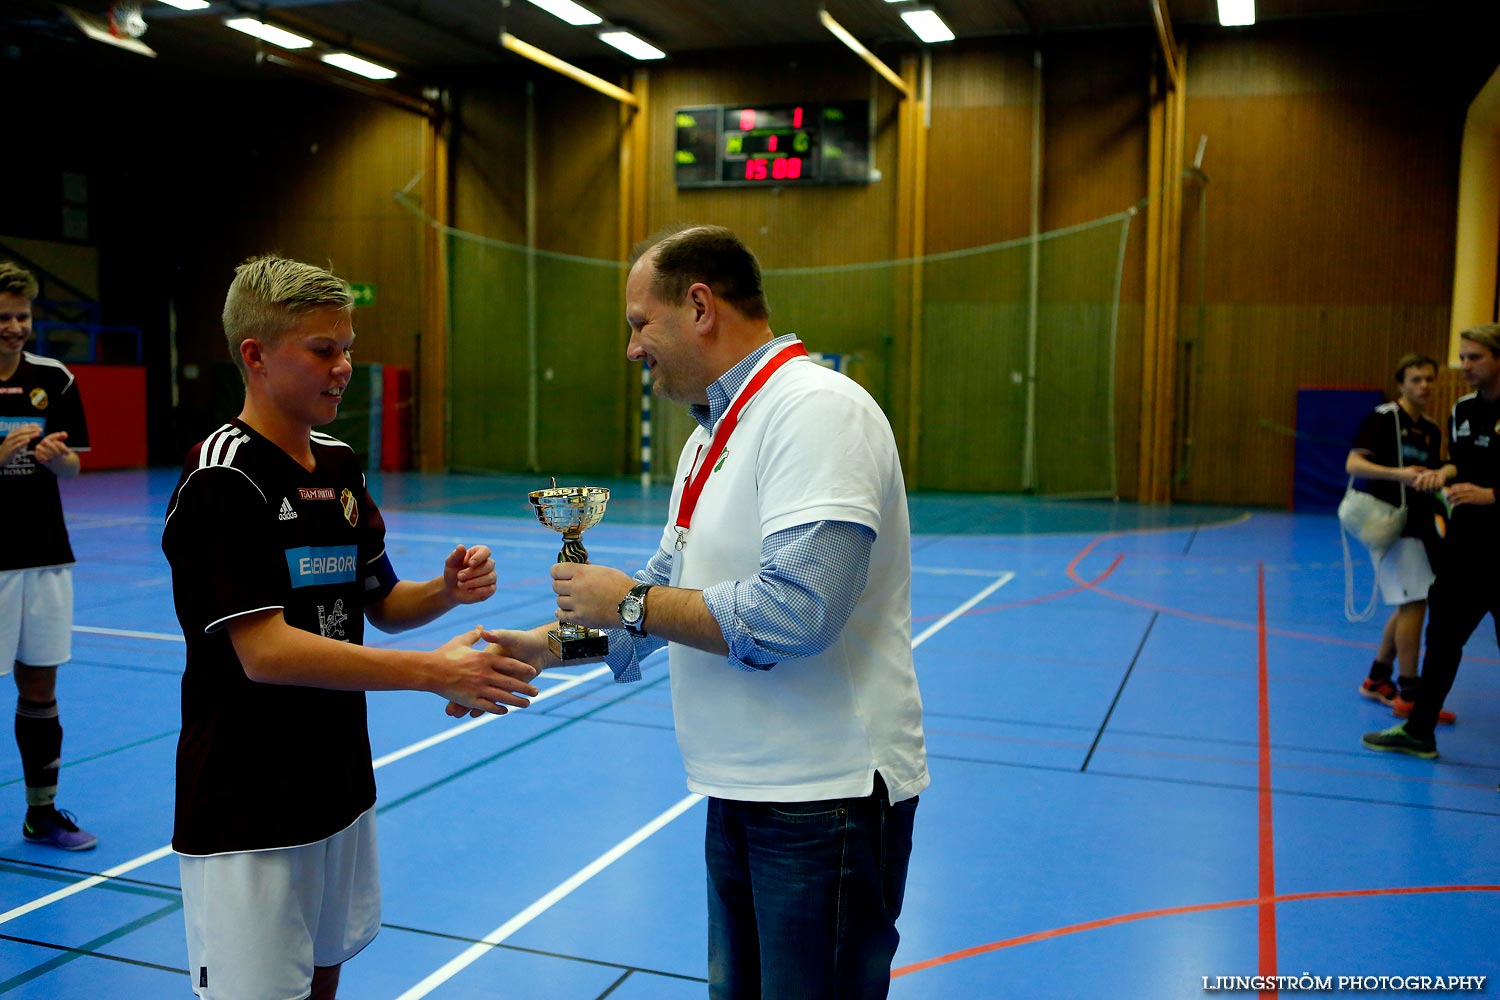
285, 546, 358, 588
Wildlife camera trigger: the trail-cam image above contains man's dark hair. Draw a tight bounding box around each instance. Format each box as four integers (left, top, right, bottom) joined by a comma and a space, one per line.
633, 225, 770, 321
1393, 352, 1437, 385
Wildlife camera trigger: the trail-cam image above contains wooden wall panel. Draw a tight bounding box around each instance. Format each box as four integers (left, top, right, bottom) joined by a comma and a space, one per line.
452, 87, 529, 245
640, 47, 907, 474
1175, 19, 1467, 505
1042, 35, 1152, 499
924, 43, 1034, 254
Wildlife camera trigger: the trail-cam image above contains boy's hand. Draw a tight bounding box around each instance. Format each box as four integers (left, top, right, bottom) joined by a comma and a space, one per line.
446, 626, 555, 719
433, 626, 539, 715
32, 431, 71, 465
0, 423, 42, 465
444, 544, 497, 604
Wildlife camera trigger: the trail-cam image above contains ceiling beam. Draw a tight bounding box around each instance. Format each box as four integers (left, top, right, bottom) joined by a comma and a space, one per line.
819, 8, 910, 100
500, 32, 639, 107
1149, 0, 1182, 91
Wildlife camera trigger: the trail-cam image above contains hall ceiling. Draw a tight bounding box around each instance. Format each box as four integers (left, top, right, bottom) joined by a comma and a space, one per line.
2, 0, 1446, 86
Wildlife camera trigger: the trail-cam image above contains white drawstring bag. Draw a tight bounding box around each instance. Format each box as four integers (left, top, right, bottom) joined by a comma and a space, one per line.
1337, 409, 1406, 621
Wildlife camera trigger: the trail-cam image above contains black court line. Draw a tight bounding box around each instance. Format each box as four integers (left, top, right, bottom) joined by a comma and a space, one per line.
383, 922, 707, 984
61, 658, 183, 678
376, 674, 672, 814
0, 860, 178, 900
926, 753, 1500, 817
0, 729, 178, 790
1080, 612, 1159, 772
0, 901, 185, 994
596, 969, 635, 998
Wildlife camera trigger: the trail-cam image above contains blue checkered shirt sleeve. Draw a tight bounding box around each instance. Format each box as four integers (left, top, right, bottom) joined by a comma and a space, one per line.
603, 520, 875, 680
702, 519, 875, 671
601, 541, 675, 683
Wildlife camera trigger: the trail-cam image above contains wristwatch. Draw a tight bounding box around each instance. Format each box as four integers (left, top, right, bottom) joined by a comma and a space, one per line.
618, 583, 652, 637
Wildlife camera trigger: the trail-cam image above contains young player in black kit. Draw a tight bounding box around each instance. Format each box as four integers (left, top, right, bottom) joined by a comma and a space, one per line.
1345, 354, 1451, 722
0, 260, 97, 851
1365, 324, 1500, 762
163, 256, 540, 1000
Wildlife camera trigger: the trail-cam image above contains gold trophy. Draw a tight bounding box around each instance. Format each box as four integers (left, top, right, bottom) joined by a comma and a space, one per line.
529, 480, 612, 660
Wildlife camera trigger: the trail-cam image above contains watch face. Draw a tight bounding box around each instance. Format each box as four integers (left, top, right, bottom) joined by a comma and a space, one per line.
621, 597, 643, 624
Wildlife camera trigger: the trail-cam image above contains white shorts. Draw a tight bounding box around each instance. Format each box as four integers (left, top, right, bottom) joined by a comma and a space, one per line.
1377, 536, 1434, 606
0, 567, 73, 672
179, 809, 381, 1000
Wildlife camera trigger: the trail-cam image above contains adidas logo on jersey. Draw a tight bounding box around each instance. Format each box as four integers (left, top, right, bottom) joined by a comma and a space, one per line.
278, 497, 299, 521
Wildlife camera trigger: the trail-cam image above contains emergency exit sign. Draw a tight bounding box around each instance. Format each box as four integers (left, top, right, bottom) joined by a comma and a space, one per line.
350, 283, 375, 307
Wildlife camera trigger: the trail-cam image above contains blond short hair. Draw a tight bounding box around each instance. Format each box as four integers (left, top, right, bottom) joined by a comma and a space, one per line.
0, 262, 39, 300
223, 255, 352, 380
1460, 323, 1500, 359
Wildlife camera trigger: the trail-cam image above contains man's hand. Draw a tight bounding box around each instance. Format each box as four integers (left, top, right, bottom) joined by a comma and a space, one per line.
552, 562, 635, 629
443, 544, 497, 604
0, 423, 41, 465
446, 625, 556, 719
431, 626, 539, 715
1445, 482, 1496, 508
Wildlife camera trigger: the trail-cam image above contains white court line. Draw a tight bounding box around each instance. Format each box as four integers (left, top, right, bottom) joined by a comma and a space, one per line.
0, 845, 179, 926
912, 571, 1014, 649
0, 663, 614, 927
394, 569, 1016, 998
74, 625, 184, 642
371, 666, 612, 768
393, 793, 705, 1000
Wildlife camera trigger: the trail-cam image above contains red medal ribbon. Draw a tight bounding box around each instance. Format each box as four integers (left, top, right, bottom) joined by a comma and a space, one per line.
674, 341, 809, 548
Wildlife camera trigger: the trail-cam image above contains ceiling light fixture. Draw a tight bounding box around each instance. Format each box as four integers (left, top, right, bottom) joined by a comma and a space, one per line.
223, 16, 314, 49
321, 52, 398, 79
524, 0, 602, 27
154, 0, 210, 10
596, 27, 665, 61
898, 6, 955, 44
1217, 0, 1254, 26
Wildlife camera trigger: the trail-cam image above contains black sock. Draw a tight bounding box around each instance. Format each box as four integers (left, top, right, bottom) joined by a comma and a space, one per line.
15, 698, 62, 812
1368, 660, 1394, 682
1398, 676, 1421, 701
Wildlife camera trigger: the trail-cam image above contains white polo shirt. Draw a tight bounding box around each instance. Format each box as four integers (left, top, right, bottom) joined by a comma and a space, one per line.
662, 346, 929, 803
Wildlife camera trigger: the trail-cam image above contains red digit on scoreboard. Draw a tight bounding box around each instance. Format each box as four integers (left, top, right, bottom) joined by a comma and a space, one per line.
745, 159, 769, 180
768, 135, 778, 152
788, 157, 803, 179
793, 107, 803, 128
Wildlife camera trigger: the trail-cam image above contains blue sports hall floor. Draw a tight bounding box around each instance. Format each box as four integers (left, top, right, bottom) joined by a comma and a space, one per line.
0, 469, 1496, 999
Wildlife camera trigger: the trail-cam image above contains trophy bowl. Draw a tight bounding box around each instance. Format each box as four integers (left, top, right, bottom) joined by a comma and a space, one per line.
529, 484, 612, 660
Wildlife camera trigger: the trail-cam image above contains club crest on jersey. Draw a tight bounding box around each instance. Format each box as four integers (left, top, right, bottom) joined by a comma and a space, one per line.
340, 488, 359, 526
317, 599, 349, 639
278, 497, 298, 521
714, 448, 730, 472
28, 388, 47, 410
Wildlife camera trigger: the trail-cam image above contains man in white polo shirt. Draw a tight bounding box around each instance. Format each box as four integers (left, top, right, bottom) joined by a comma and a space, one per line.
471, 225, 928, 998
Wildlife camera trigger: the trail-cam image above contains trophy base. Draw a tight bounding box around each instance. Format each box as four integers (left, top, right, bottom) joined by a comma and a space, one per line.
548, 624, 609, 661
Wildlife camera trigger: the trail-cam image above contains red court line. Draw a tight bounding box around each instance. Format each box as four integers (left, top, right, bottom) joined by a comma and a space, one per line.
1256, 563, 1278, 998
911, 551, 1124, 623
1060, 536, 1500, 663
891, 884, 1500, 978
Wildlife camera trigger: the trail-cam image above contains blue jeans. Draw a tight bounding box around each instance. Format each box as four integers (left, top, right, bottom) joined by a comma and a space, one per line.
705, 773, 919, 1000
